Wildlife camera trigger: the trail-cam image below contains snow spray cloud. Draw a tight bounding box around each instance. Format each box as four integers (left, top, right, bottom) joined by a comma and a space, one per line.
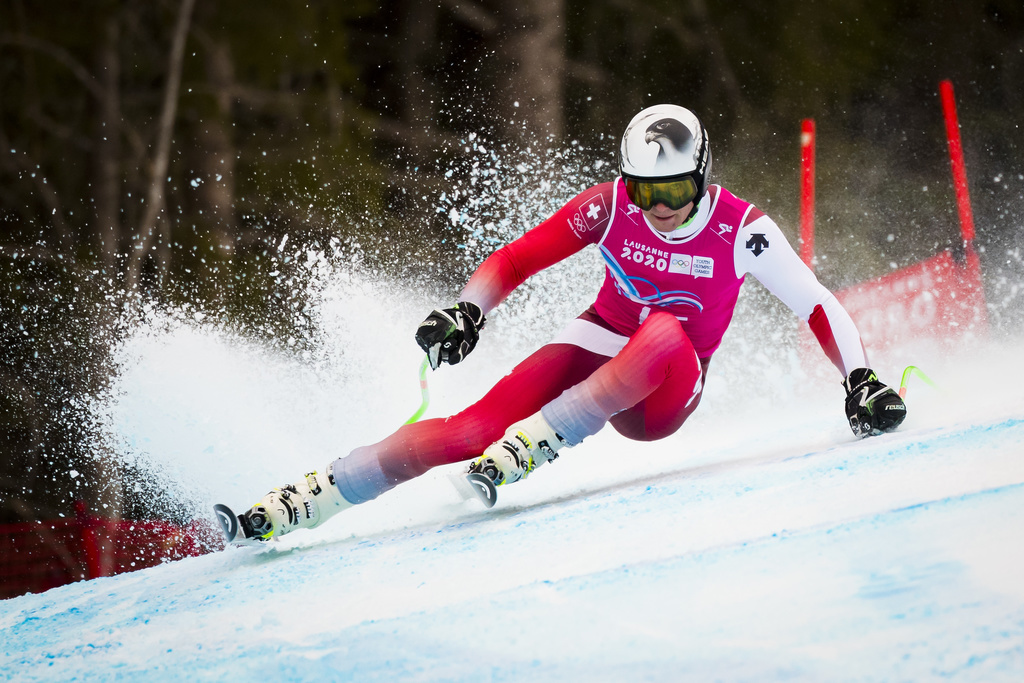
87, 246, 446, 524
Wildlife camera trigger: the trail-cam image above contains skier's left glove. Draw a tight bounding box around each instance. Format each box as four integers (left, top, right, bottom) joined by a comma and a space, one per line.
842, 368, 907, 437
415, 301, 485, 370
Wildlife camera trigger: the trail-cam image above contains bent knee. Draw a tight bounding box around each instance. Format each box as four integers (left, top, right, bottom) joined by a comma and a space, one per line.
610, 421, 682, 442
639, 311, 691, 349
609, 408, 686, 442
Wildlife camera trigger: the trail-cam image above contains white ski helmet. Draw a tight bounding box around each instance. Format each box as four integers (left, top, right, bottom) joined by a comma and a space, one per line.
619, 104, 712, 212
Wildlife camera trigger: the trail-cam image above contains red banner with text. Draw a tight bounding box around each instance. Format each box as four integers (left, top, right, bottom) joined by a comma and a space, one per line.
836, 249, 986, 354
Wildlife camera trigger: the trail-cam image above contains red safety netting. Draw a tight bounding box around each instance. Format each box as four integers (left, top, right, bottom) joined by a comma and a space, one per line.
0, 501, 221, 600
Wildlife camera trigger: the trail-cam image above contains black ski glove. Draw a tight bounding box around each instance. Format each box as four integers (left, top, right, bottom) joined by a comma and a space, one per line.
842, 368, 907, 438
415, 301, 486, 369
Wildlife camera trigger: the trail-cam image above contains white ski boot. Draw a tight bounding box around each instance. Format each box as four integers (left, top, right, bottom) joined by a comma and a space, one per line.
468, 411, 569, 487
241, 466, 352, 541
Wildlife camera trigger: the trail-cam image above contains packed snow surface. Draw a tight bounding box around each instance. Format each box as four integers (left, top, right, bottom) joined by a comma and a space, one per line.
2, 266, 1023, 681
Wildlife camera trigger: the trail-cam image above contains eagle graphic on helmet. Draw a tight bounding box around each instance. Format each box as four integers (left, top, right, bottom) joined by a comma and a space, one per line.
644, 118, 694, 167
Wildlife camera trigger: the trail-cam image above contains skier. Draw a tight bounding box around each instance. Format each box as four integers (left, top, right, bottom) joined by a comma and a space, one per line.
233, 104, 907, 542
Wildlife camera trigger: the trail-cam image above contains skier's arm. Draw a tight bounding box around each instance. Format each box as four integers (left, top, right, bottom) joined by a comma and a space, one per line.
735, 211, 907, 436
734, 211, 867, 376
416, 184, 613, 368
459, 184, 613, 313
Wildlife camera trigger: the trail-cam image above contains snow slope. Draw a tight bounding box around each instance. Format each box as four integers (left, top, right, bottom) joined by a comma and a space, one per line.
2, 267, 1023, 681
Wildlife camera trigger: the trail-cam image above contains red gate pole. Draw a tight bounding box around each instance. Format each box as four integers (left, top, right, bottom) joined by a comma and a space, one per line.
799, 119, 816, 269
939, 80, 976, 244
939, 79, 988, 334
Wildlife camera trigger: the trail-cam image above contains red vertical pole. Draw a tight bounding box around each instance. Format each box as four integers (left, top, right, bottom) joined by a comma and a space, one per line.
939, 80, 976, 243
940, 79, 988, 334
799, 119, 816, 269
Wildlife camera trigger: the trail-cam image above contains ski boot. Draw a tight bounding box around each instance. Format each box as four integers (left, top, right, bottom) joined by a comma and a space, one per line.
468, 411, 570, 488
240, 465, 352, 542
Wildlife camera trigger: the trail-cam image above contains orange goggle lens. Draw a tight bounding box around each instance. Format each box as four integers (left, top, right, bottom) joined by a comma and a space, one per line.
624, 176, 699, 211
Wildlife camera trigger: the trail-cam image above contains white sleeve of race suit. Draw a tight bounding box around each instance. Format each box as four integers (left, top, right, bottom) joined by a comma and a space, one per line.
734, 214, 868, 376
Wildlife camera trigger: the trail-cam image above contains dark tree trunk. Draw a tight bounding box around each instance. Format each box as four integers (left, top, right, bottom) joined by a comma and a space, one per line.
93, 9, 122, 273
490, 0, 566, 145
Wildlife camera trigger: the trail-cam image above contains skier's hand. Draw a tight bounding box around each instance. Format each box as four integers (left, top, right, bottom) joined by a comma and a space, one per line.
842, 368, 907, 437
415, 301, 485, 370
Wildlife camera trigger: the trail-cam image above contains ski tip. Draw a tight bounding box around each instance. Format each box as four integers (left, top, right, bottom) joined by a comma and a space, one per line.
213, 503, 240, 543
465, 472, 498, 508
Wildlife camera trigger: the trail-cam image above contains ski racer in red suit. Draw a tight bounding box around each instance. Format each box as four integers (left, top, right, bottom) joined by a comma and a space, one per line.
237, 104, 907, 541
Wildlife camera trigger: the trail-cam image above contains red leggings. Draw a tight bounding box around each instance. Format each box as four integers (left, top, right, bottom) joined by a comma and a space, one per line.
345, 312, 706, 492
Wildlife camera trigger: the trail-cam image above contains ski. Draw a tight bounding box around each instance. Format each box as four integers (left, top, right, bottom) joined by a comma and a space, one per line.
466, 472, 498, 508
449, 471, 499, 508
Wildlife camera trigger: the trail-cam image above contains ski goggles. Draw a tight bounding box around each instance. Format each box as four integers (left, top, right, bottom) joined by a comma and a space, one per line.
623, 175, 699, 211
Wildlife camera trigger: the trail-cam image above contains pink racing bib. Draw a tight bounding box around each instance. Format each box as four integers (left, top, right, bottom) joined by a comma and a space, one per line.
593, 181, 750, 357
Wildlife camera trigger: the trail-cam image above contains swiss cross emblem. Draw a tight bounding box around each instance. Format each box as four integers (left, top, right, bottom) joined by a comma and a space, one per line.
573, 193, 608, 233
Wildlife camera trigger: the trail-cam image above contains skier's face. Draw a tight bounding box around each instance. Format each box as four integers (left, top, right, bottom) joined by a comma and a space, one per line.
643, 201, 694, 233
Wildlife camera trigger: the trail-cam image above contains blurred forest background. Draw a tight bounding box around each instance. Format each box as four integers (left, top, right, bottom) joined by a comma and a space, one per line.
2, 0, 1023, 530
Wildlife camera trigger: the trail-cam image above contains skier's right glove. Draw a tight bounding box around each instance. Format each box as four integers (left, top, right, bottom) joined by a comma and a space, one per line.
842, 368, 907, 438
415, 301, 485, 370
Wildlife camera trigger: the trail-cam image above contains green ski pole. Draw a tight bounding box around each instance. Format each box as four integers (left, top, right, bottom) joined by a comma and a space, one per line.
898, 365, 938, 399
405, 356, 431, 424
